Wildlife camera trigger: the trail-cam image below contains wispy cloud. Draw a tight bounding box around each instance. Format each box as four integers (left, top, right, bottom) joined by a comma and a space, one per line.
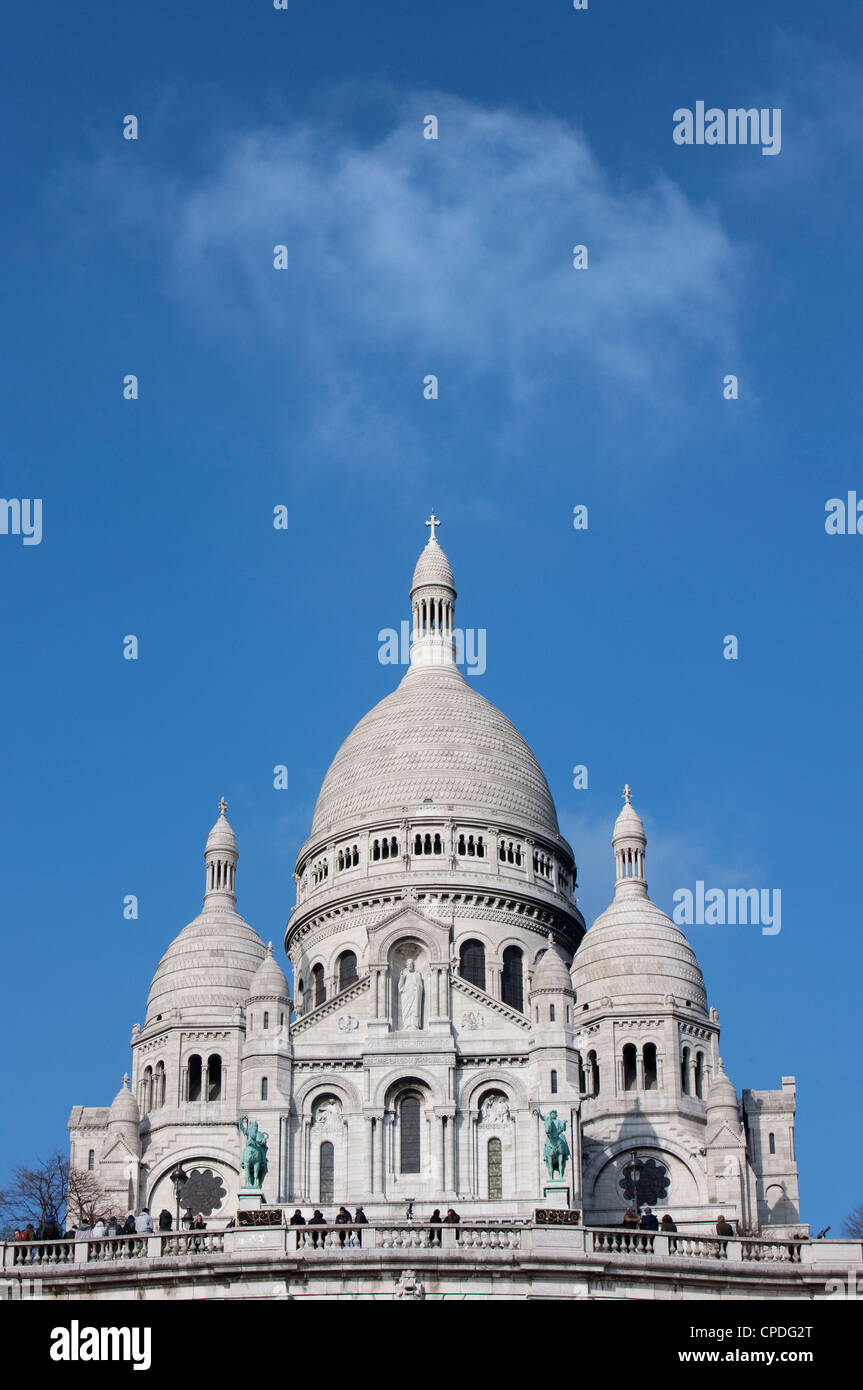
63, 91, 744, 469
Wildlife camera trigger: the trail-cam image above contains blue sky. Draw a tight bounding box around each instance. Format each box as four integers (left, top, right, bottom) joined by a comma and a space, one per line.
1, 1, 861, 1232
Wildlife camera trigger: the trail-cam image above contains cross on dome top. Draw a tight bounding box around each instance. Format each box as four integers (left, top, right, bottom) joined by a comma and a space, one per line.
425, 512, 441, 543
218, 796, 228, 817
622, 784, 632, 804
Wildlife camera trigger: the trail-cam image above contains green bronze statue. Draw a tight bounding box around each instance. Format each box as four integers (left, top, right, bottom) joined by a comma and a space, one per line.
538, 1108, 570, 1180
238, 1114, 269, 1188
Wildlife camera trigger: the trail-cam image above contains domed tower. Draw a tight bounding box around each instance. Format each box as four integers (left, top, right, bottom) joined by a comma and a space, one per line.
242, 943, 292, 1118
284, 519, 585, 1213
572, 788, 720, 1227
128, 801, 275, 1219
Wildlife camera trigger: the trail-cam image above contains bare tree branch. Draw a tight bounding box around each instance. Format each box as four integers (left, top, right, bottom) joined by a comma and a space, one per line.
843, 1203, 863, 1239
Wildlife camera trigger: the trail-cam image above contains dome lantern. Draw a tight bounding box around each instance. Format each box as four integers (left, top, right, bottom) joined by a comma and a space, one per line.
409, 512, 458, 672
612, 785, 648, 899
204, 797, 238, 905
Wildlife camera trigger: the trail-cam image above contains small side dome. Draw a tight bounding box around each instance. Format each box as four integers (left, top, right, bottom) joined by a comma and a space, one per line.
248, 942, 291, 1002
707, 1058, 740, 1117
108, 1074, 139, 1128
531, 935, 574, 993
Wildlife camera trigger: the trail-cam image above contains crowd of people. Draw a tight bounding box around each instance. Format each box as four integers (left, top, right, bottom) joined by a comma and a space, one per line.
287, 1205, 463, 1247
621, 1206, 740, 1238
11, 1203, 746, 1248
11, 1207, 212, 1246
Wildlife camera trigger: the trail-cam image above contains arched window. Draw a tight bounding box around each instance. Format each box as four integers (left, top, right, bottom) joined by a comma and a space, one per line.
577, 1053, 586, 1093
623, 1043, 638, 1092
187, 1054, 202, 1102
88, 1149, 95, 1171
501, 945, 524, 1012
459, 939, 486, 990
643, 1042, 658, 1091
694, 1052, 704, 1100
319, 1141, 334, 1203
337, 951, 358, 991
433, 833, 442, 854
681, 1046, 690, 1094
142, 1066, 153, 1114
549, 1004, 556, 1022
768, 1132, 776, 1155
487, 1137, 502, 1199
263, 1010, 270, 1030
373, 839, 381, 861
414, 833, 422, 855
297, 977, 305, 1014
550, 1069, 558, 1094
207, 1054, 222, 1102
154, 1061, 165, 1108
390, 836, 399, 857
312, 963, 326, 1008
588, 1050, 600, 1096
399, 1093, 422, 1174
261, 1077, 268, 1101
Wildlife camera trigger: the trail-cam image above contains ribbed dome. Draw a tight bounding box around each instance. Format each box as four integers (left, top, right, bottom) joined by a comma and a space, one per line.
613, 801, 645, 843
707, 1059, 740, 1114
310, 664, 559, 838
249, 942, 290, 1001
532, 936, 574, 993
108, 1075, 139, 1127
572, 895, 707, 1011
146, 906, 267, 1023
411, 540, 455, 593
206, 805, 237, 853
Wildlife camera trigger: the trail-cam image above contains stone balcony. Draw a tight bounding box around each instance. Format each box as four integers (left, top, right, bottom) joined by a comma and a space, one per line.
4, 1225, 861, 1300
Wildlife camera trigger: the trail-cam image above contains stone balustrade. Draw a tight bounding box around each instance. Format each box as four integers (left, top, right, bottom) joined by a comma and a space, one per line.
0, 1225, 853, 1275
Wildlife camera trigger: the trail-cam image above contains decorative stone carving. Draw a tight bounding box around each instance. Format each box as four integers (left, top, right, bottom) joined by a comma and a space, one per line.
338, 1015, 359, 1032
394, 1269, 426, 1300
480, 1094, 511, 1126
463, 1010, 484, 1030
398, 958, 424, 1030
180, 1167, 227, 1217
313, 1098, 342, 1129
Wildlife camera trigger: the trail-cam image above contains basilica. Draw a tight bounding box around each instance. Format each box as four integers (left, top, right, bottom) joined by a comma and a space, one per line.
69, 523, 802, 1239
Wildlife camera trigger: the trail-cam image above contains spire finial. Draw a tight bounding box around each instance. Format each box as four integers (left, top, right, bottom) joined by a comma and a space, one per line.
622, 784, 632, 805
123, 1073, 130, 1089
218, 796, 228, 817
425, 511, 441, 543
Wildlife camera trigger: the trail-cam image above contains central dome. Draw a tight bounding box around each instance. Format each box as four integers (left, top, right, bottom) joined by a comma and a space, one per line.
310, 663, 560, 838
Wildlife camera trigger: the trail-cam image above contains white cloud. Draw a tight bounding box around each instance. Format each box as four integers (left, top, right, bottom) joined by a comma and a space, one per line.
67, 92, 744, 467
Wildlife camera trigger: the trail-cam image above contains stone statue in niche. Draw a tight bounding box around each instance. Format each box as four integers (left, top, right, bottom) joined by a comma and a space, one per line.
481, 1094, 510, 1126
398, 957, 424, 1029
314, 1099, 342, 1130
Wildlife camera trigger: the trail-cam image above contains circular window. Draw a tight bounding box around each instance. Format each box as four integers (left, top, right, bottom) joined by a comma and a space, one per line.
180, 1167, 227, 1217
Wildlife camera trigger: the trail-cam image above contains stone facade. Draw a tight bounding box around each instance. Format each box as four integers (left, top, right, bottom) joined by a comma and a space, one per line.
69, 527, 806, 1259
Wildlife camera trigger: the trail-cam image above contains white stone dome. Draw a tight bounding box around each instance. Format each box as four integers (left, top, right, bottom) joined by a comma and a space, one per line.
411, 539, 455, 593
248, 942, 290, 1002
146, 905, 267, 1023
707, 1059, 740, 1115
572, 894, 707, 1011
310, 663, 560, 839
108, 1075, 139, 1128
531, 935, 574, 993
